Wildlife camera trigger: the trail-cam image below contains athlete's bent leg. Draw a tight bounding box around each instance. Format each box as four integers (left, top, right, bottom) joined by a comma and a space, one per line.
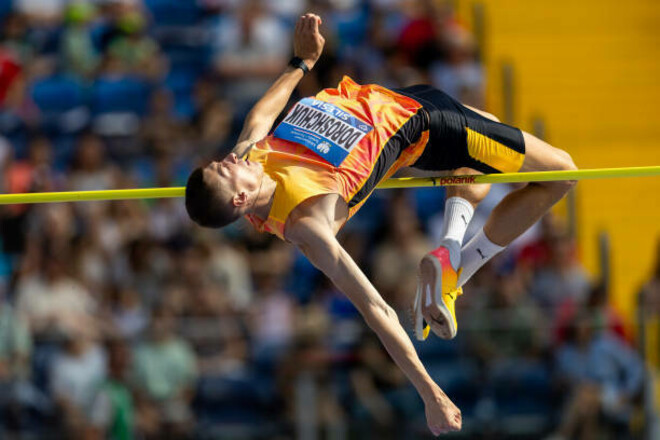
458, 131, 577, 286
484, 132, 576, 244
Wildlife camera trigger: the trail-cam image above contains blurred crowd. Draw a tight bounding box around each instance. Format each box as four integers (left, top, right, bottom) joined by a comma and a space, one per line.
0, 0, 657, 439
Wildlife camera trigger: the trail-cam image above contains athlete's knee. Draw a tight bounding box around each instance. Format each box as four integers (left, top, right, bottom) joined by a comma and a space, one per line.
557, 149, 577, 172
544, 149, 577, 193
447, 167, 490, 206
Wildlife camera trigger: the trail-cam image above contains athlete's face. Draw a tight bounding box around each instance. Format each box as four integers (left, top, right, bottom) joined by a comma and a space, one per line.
203, 153, 262, 209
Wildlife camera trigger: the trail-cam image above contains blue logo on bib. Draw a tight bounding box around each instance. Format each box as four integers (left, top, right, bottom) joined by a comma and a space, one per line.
273, 98, 373, 167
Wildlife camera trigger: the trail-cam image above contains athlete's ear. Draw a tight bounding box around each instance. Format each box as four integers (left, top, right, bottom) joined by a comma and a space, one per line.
232, 191, 248, 208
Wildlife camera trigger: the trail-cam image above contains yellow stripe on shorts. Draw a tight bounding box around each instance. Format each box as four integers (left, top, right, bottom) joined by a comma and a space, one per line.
465, 127, 525, 173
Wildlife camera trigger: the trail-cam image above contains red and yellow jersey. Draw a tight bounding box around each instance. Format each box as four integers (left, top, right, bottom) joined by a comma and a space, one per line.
245, 76, 428, 240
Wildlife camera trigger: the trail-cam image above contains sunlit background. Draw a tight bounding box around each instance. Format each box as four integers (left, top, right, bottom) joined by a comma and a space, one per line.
0, 0, 658, 439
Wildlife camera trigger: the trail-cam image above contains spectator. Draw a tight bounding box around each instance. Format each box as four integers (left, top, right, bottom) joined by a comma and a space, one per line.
249, 272, 296, 368
552, 309, 644, 439
430, 25, 484, 108
0, 291, 33, 387
1, 13, 34, 65
468, 266, 548, 364
15, 246, 97, 338
13, 0, 65, 24
131, 305, 198, 436
50, 328, 107, 437
212, 0, 290, 110
204, 237, 254, 311
68, 132, 118, 192
88, 338, 135, 440
106, 9, 164, 80
185, 284, 250, 377
529, 227, 590, 314
109, 285, 149, 341
59, 2, 100, 78
371, 191, 430, 310
140, 88, 184, 155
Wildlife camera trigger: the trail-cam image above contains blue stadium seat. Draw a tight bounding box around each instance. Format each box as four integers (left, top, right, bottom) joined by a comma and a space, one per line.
90, 76, 150, 115
164, 68, 197, 120
144, 0, 202, 27
30, 75, 87, 115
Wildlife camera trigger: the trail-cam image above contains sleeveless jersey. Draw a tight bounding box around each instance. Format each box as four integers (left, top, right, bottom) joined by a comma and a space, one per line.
245, 76, 429, 240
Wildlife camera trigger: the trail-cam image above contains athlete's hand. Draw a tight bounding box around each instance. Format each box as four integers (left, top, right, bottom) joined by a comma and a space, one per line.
424, 389, 462, 436
293, 13, 325, 70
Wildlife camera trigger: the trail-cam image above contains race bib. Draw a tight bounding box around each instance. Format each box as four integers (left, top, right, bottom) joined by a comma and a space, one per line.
273, 98, 373, 167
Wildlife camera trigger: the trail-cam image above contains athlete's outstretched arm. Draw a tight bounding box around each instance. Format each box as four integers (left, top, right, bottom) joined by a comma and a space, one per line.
230, 13, 325, 158
288, 216, 462, 436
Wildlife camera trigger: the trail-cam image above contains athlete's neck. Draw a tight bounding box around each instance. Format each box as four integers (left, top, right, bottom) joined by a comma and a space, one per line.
249, 173, 277, 220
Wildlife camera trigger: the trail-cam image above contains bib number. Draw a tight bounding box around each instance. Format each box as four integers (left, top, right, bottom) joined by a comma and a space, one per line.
273, 98, 373, 167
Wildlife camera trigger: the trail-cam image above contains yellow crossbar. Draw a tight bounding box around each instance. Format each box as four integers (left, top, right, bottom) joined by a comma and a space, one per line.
0, 166, 658, 205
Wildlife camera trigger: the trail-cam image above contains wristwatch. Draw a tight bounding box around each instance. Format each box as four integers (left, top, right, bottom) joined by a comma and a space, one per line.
288, 56, 310, 74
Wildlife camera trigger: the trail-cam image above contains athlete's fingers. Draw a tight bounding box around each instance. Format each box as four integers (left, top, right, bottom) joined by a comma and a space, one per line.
295, 16, 302, 37
305, 15, 314, 33
311, 14, 319, 34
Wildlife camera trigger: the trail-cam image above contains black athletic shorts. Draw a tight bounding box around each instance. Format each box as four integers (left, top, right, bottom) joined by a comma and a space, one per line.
394, 85, 526, 174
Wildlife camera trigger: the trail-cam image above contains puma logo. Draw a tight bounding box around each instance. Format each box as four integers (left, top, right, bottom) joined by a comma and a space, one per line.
476, 248, 487, 260
461, 214, 468, 226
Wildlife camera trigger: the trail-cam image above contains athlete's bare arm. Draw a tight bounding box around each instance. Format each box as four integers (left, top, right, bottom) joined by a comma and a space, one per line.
230, 13, 325, 158
285, 197, 462, 436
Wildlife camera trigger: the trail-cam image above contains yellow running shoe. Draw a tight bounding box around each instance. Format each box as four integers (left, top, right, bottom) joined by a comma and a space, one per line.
413, 246, 463, 340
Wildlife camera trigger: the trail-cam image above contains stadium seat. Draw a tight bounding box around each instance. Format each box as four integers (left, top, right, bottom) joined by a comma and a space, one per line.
91, 76, 150, 116
30, 75, 87, 115
144, 0, 202, 27
164, 68, 197, 120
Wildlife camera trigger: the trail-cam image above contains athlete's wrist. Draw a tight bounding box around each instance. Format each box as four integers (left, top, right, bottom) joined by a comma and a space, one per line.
421, 382, 447, 405
289, 56, 314, 73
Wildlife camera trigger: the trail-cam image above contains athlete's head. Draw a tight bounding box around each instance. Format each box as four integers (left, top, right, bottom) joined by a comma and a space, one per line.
185, 153, 263, 228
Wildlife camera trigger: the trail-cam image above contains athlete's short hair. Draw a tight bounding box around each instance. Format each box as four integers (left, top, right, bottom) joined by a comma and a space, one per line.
185, 167, 240, 228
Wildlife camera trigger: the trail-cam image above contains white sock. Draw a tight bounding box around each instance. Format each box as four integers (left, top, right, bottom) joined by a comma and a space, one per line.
440, 197, 474, 247
437, 197, 474, 269
457, 228, 505, 287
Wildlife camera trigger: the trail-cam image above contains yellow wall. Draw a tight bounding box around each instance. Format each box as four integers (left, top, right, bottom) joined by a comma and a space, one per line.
456, 0, 660, 322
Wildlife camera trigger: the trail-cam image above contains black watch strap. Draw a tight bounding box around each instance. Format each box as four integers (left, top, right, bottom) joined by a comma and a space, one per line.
289, 56, 310, 74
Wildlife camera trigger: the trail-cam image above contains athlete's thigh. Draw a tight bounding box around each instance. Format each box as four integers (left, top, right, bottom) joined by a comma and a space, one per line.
519, 131, 576, 172
460, 104, 574, 173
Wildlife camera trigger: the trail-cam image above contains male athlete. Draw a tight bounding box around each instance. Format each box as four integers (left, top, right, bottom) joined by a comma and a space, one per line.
185, 14, 576, 435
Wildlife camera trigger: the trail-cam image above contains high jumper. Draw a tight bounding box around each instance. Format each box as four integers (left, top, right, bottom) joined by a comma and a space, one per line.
184, 13, 577, 436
